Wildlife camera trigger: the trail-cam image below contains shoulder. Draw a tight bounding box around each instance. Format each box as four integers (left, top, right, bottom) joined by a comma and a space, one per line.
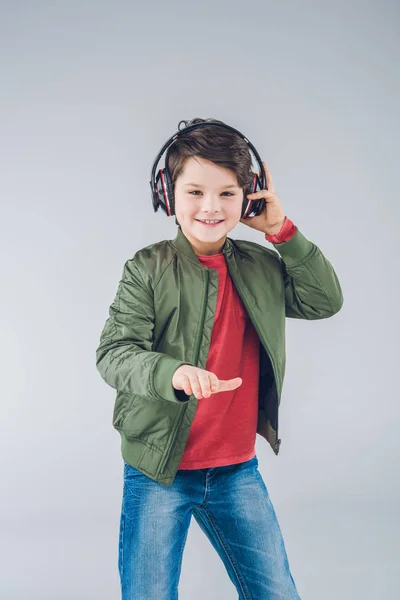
123, 238, 175, 286
128, 238, 172, 264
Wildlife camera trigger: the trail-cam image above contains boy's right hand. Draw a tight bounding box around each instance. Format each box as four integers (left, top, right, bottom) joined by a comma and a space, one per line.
172, 365, 242, 400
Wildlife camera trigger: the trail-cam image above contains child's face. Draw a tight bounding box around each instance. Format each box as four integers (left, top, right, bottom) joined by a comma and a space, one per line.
174, 157, 244, 256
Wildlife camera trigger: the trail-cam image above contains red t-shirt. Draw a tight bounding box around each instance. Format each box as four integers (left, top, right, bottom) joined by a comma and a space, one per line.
177, 218, 297, 469
177, 252, 260, 469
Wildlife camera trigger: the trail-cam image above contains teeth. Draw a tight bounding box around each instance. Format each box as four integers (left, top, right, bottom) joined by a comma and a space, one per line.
200, 220, 222, 224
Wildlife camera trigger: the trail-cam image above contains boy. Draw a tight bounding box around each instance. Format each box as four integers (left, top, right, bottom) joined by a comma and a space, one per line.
95, 118, 343, 599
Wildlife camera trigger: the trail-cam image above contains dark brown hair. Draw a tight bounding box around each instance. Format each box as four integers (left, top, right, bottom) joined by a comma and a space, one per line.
165, 117, 253, 226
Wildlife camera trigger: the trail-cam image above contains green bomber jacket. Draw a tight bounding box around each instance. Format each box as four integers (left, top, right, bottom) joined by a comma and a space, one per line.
95, 226, 343, 486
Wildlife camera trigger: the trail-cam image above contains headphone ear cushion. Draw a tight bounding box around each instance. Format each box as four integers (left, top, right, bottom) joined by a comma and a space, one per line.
154, 167, 174, 216
163, 167, 175, 216
241, 173, 259, 218
251, 172, 263, 194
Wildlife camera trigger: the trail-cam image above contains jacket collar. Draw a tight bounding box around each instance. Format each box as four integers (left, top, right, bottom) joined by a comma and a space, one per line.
171, 226, 234, 264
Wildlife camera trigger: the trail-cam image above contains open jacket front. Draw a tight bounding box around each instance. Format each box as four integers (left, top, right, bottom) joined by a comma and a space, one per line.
95, 226, 343, 486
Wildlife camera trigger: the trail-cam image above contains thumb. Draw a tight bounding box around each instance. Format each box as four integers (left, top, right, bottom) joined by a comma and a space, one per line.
217, 377, 242, 392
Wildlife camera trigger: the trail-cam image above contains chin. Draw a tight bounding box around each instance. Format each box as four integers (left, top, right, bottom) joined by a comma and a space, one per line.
194, 223, 227, 235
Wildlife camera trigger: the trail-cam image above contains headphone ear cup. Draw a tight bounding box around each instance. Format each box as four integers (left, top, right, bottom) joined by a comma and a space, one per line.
253, 173, 262, 193
155, 167, 174, 216
241, 173, 260, 218
163, 167, 175, 216
252, 172, 266, 217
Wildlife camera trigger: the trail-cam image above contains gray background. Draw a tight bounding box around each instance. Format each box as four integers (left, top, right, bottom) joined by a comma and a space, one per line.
1, 1, 399, 598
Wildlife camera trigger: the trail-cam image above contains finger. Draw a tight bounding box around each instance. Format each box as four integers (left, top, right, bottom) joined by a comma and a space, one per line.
262, 161, 273, 187
178, 374, 192, 396
183, 381, 193, 396
198, 373, 212, 398
209, 374, 220, 393
190, 376, 203, 400
247, 190, 275, 199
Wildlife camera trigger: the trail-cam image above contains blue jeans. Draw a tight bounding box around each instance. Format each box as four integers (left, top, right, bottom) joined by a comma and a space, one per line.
119, 455, 302, 599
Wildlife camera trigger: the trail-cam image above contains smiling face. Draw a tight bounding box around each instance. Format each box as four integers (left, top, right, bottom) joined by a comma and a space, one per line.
173, 156, 244, 256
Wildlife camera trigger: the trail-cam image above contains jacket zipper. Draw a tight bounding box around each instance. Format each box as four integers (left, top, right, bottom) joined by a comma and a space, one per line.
227, 266, 281, 452
159, 269, 210, 475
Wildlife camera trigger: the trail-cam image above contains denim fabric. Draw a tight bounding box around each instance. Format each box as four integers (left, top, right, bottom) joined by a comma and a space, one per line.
119, 455, 301, 599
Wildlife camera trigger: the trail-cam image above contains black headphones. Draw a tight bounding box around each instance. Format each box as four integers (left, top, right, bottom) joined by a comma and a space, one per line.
149, 120, 267, 219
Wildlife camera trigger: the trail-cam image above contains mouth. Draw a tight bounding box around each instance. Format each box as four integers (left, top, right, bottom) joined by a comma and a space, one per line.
195, 219, 224, 228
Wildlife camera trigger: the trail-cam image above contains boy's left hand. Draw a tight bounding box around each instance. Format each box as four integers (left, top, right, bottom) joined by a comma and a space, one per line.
240, 161, 286, 235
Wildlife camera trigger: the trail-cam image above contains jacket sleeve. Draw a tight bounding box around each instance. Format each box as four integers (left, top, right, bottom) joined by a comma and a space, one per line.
95, 258, 193, 402
270, 228, 344, 320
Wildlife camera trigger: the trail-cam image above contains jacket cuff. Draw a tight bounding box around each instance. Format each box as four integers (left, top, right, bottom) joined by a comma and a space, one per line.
152, 356, 194, 403
265, 217, 296, 243
270, 228, 314, 266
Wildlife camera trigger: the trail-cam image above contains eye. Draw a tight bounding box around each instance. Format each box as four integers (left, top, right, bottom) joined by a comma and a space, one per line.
188, 191, 234, 196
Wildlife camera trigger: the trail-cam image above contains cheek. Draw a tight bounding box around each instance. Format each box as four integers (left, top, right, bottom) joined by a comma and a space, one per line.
228, 201, 243, 220
174, 196, 194, 218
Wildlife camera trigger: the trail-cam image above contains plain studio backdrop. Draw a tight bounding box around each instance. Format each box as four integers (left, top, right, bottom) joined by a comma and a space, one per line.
1, 1, 399, 599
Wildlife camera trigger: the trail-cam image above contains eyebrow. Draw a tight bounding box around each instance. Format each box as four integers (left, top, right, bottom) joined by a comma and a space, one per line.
184, 183, 239, 188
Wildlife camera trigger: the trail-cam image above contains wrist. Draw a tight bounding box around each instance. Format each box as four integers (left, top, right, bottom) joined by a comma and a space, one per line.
264, 218, 286, 236
265, 217, 297, 244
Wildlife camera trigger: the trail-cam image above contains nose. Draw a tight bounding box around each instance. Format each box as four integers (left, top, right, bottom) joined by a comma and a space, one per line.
201, 193, 221, 214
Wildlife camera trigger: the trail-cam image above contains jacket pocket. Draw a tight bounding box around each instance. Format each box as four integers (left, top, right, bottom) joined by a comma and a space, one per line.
112, 392, 136, 430
122, 394, 184, 448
